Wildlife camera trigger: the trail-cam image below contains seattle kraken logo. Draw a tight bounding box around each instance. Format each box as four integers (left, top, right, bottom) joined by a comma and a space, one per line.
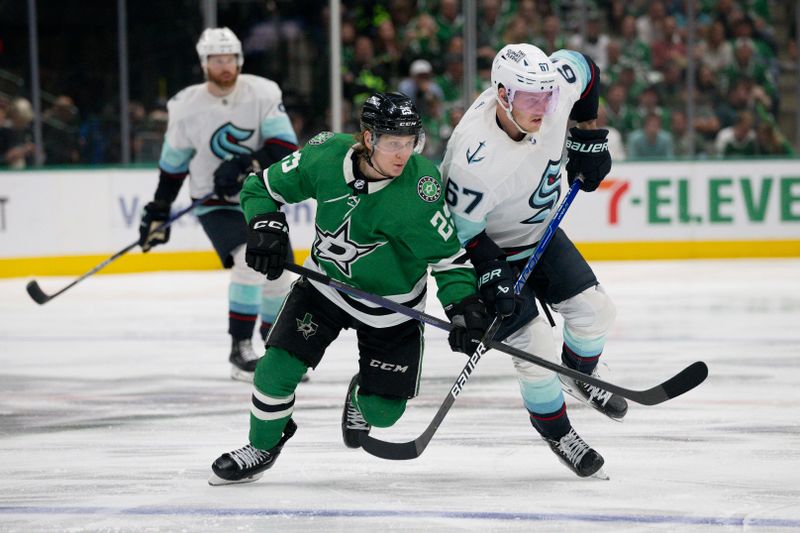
313, 219, 386, 277
522, 159, 562, 224
210, 122, 254, 160
466, 141, 486, 164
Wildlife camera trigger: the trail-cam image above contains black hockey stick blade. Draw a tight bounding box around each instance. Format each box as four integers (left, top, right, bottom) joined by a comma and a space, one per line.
359, 386, 458, 460
485, 340, 709, 406
655, 361, 709, 404
26, 280, 51, 305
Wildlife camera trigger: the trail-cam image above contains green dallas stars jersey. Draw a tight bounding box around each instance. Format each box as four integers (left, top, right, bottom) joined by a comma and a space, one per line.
240, 132, 477, 328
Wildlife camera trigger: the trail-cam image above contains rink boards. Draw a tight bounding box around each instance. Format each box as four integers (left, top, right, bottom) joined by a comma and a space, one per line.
1, 160, 799, 277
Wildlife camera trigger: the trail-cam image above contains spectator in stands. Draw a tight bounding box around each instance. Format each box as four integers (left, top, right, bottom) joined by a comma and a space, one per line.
619, 14, 651, 71
597, 104, 626, 161
535, 15, 568, 55
435, 53, 464, 105
606, 0, 627, 35
636, 1, 667, 45
627, 113, 674, 159
398, 59, 445, 117
755, 121, 794, 156
708, 0, 742, 39
374, 19, 404, 85
477, 0, 506, 53
514, 0, 547, 38
343, 35, 389, 110
723, 38, 775, 108
696, 20, 734, 74
435, 0, 463, 50
403, 13, 442, 66
503, 16, 535, 50
568, 12, 611, 71
632, 86, 666, 131
42, 95, 81, 165
669, 109, 697, 158
603, 83, 637, 140
650, 16, 686, 71
0, 97, 36, 169
716, 78, 752, 129
688, 87, 722, 154
715, 110, 757, 157
653, 60, 685, 111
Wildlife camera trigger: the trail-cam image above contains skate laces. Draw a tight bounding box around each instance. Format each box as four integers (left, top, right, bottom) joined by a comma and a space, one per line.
345, 395, 370, 431
228, 444, 270, 469
579, 376, 613, 406
556, 429, 590, 466
235, 340, 260, 363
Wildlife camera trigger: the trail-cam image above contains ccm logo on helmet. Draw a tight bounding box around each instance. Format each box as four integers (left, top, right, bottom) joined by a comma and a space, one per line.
566, 140, 609, 153
253, 220, 288, 232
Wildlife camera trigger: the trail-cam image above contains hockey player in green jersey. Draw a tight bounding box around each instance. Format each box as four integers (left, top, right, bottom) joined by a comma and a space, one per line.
209, 92, 488, 485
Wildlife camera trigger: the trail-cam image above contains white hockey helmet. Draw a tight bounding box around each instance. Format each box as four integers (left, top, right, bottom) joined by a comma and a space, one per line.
491, 43, 559, 115
196, 27, 244, 68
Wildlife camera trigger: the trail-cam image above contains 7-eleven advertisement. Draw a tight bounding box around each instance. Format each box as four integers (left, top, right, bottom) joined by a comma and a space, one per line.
560, 160, 800, 258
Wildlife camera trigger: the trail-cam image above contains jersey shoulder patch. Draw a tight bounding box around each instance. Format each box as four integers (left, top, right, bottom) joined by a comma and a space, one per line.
308, 131, 335, 145
416, 175, 442, 202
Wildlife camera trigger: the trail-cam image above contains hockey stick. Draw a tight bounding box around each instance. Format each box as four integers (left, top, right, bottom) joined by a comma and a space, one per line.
286, 262, 707, 407
26, 193, 213, 305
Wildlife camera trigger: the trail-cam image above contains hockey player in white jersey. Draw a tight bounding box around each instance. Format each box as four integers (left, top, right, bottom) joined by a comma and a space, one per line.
138, 27, 299, 382
441, 43, 626, 478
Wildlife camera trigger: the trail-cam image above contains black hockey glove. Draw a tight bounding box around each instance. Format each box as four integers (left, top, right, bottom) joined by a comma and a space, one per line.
213, 152, 253, 198
565, 127, 611, 192
445, 294, 489, 355
245, 211, 289, 280
138, 200, 171, 252
476, 259, 516, 318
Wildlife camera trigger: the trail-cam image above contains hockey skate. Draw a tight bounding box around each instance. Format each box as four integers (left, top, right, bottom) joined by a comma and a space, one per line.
208, 419, 297, 486
560, 362, 628, 421
229, 337, 261, 382
544, 427, 608, 479
342, 374, 371, 448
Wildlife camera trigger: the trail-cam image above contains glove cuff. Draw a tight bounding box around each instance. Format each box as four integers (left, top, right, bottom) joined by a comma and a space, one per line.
465, 231, 505, 267
144, 200, 171, 216
568, 127, 608, 141
444, 294, 483, 321
249, 210, 288, 230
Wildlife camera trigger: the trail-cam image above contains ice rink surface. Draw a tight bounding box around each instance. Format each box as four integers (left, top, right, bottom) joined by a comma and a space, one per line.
1, 259, 799, 532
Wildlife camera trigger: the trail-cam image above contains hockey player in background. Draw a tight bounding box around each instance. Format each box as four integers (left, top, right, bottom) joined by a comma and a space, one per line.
440, 44, 626, 478
138, 28, 299, 383
208, 92, 487, 485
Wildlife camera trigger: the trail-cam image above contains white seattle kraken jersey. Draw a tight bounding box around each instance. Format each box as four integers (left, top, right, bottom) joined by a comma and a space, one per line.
440, 50, 593, 260
159, 73, 298, 200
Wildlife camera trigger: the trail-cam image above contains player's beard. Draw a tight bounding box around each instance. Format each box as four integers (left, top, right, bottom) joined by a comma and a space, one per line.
207, 69, 238, 91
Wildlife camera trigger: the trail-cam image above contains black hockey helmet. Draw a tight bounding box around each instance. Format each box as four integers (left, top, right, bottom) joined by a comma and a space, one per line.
360, 92, 422, 138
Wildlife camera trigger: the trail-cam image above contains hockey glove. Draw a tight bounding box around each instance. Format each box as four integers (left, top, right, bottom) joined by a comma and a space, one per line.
565, 127, 611, 192
246, 211, 289, 280
213, 152, 254, 198
445, 294, 489, 355
138, 200, 171, 252
476, 259, 516, 318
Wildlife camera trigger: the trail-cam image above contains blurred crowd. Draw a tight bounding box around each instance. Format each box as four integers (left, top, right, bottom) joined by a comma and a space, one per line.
1, 0, 796, 169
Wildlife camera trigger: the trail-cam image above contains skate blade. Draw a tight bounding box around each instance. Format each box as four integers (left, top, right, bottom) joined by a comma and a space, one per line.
560, 379, 625, 423
590, 467, 610, 481
208, 471, 263, 486
230, 366, 255, 383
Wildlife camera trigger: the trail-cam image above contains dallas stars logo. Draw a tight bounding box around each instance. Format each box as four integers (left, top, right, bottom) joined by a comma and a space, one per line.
313, 219, 386, 277
296, 313, 318, 339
